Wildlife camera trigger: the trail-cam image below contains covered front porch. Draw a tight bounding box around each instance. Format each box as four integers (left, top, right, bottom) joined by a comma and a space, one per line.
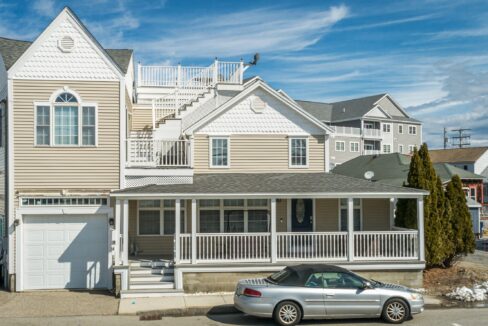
111, 174, 426, 268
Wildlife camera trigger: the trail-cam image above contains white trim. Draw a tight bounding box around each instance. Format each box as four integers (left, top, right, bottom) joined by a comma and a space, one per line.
373, 94, 410, 119
119, 80, 126, 189
136, 199, 186, 237
408, 125, 417, 135
125, 168, 194, 177
382, 122, 392, 133
365, 105, 391, 119
349, 141, 359, 153
338, 198, 362, 232
398, 144, 404, 154
398, 124, 404, 134
288, 136, 309, 168
324, 136, 330, 173
184, 79, 333, 135
335, 140, 346, 152
7, 77, 14, 278
209, 136, 230, 169
112, 192, 428, 200
8, 8, 123, 80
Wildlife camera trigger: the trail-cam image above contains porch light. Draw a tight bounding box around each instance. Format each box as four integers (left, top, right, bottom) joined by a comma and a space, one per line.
109, 218, 115, 227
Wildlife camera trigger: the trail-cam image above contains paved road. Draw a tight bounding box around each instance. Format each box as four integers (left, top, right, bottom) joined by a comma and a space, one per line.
2, 308, 487, 326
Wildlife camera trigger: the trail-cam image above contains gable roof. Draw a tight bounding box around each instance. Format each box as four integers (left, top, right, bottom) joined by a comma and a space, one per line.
429, 147, 488, 164
296, 93, 420, 124
332, 153, 484, 187
183, 78, 333, 135
0, 36, 132, 74
0, 7, 133, 75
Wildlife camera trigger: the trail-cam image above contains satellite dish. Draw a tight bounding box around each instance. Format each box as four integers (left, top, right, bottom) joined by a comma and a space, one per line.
364, 171, 375, 180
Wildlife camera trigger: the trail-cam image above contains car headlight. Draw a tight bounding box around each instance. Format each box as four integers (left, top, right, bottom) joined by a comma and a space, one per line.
410, 293, 423, 300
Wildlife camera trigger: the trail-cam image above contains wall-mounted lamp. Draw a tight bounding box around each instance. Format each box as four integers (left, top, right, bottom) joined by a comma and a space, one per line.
14, 219, 20, 227
108, 218, 115, 228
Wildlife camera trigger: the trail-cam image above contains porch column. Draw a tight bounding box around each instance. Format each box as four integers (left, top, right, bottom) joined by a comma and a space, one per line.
175, 199, 181, 264
347, 197, 354, 262
417, 197, 425, 261
271, 198, 277, 263
191, 199, 197, 264
114, 199, 121, 265
389, 198, 396, 229
122, 199, 129, 265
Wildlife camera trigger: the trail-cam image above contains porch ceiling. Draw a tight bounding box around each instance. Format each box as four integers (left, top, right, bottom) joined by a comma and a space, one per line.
112, 173, 428, 198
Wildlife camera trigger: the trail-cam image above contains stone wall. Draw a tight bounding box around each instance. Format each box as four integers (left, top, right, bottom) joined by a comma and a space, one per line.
182, 269, 423, 293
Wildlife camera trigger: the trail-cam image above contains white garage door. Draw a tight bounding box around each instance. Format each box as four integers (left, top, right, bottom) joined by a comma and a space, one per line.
23, 214, 110, 290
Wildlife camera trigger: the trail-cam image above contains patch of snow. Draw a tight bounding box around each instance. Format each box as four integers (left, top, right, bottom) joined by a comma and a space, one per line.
446, 281, 488, 302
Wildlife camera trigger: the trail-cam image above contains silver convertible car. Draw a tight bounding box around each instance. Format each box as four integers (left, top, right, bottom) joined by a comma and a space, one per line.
234, 264, 424, 325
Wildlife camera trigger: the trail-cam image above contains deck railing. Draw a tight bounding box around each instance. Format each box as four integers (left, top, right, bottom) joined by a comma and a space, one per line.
353, 231, 419, 260
363, 128, 382, 138
277, 232, 348, 261
332, 126, 361, 137
126, 139, 191, 167
364, 149, 381, 155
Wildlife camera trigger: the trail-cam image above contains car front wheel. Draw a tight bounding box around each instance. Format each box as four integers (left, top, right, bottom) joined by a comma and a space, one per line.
382, 298, 410, 324
274, 301, 302, 326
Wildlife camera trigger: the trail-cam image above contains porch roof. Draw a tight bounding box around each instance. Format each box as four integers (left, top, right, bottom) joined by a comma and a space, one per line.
112, 173, 428, 198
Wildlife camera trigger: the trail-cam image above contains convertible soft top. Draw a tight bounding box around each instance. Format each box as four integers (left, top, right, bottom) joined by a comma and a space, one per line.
276, 264, 353, 286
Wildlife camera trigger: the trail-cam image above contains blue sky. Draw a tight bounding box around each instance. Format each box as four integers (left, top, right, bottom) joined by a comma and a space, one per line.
1, 0, 488, 148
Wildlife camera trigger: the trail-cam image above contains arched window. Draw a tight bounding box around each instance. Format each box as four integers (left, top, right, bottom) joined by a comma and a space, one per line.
35, 89, 97, 146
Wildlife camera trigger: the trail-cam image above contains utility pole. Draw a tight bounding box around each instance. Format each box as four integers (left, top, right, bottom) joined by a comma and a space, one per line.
451, 128, 471, 148
443, 127, 449, 149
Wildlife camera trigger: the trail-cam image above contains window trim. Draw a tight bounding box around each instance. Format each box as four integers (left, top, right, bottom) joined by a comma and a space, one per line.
289, 136, 309, 168
398, 124, 403, 134
383, 144, 391, 153
198, 199, 270, 233
408, 145, 416, 153
382, 123, 392, 133
398, 144, 404, 154
209, 136, 230, 168
335, 141, 346, 152
137, 200, 186, 237
349, 141, 359, 153
408, 125, 417, 135
34, 98, 98, 147
338, 198, 362, 231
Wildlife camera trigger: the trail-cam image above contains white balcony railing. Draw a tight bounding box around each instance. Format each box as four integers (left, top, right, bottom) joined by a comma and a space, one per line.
364, 149, 381, 155
138, 60, 244, 88
332, 126, 361, 137
277, 232, 348, 261
353, 231, 419, 260
126, 139, 191, 167
363, 128, 382, 138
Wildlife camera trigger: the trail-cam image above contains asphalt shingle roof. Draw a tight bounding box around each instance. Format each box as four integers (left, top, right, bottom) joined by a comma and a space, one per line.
0, 36, 133, 74
113, 173, 427, 196
296, 94, 420, 124
332, 153, 484, 187
429, 147, 488, 164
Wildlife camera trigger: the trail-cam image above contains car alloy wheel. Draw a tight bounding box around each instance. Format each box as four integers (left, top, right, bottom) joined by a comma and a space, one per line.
279, 304, 298, 325
386, 301, 406, 322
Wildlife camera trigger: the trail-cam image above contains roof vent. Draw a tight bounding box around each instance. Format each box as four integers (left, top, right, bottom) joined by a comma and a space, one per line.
342, 107, 346, 113
250, 95, 267, 113
58, 36, 75, 53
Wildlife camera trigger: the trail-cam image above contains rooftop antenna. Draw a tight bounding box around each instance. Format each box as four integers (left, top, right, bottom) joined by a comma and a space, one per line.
443, 127, 449, 149
245, 53, 260, 66
451, 128, 471, 148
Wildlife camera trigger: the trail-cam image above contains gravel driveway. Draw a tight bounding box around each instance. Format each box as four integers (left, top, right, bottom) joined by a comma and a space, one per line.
0, 290, 119, 317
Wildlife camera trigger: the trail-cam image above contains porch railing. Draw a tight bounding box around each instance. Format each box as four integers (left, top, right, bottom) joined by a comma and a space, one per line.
180, 233, 271, 263
126, 138, 191, 167
363, 128, 382, 138
353, 231, 419, 260
364, 149, 381, 155
277, 232, 348, 261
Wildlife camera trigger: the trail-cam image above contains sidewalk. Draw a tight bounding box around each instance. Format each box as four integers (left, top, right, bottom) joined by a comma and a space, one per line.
119, 293, 445, 317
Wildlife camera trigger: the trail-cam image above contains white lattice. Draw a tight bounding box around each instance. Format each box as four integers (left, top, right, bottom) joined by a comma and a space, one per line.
198, 89, 323, 135
13, 15, 119, 80
125, 176, 193, 188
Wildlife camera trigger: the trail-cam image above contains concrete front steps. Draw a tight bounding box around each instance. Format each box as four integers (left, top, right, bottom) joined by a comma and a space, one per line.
121, 259, 183, 298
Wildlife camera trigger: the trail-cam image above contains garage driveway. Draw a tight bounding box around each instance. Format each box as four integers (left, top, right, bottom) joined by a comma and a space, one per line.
0, 290, 119, 317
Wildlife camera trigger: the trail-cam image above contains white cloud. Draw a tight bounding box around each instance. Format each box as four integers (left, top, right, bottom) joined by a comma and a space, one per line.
336, 13, 438, 32
33, 0, 56, 17
134, 5, 349, 59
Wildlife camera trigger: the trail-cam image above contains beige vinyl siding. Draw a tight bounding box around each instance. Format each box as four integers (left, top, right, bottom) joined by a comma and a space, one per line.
194, 134, 325, 173
13, 80, 120, 191
315, 199, 339, 231
362, 198, 390, 231
131, 107, 152, 131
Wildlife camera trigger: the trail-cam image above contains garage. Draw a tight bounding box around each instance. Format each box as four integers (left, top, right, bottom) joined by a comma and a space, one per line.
22, 214, 110, 290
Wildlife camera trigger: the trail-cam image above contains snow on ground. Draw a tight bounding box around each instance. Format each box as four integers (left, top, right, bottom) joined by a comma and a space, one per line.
446, 281, 488, 302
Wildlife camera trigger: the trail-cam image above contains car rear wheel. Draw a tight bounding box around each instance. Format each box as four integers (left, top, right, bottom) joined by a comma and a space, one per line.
274, 301, 302, 326
382, 298, 409, 324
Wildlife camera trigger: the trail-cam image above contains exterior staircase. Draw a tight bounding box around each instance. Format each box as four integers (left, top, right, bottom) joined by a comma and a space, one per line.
121, 259, 183, 298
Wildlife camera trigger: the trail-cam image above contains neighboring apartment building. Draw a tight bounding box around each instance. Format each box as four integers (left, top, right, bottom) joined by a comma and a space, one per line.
297, 95, 422, 168
0, 8, 427, 297
430, 147, 488, 214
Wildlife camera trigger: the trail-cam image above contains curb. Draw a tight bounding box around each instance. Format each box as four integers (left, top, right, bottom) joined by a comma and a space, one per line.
137, 304, 238, 320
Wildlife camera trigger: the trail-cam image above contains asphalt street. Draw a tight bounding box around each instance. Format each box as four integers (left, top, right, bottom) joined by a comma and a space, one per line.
1, 308, 486, 326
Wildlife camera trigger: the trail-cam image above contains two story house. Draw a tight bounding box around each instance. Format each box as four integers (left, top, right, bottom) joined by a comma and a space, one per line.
0, 7, 427, 297
297, 95, 422, 168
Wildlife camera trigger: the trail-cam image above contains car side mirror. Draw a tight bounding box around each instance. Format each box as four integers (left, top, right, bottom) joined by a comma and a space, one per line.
362, 281, 373, 289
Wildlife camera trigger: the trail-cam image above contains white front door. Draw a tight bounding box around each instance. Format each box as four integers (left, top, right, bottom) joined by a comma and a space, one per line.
22, 214, 110, 290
